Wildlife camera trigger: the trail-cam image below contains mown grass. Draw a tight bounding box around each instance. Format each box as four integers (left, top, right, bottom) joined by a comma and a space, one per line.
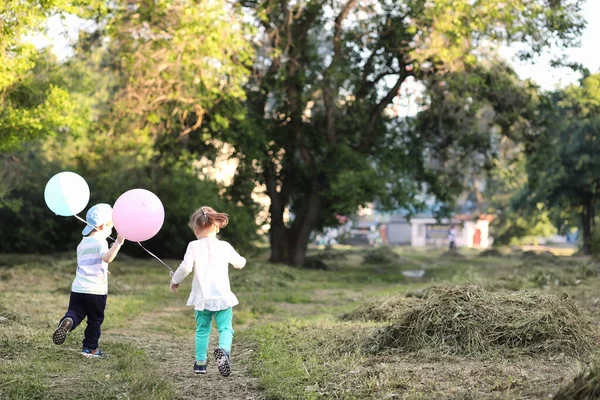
1, 246, 599, 399
241, 247, 600, 399
0, 254, 180, 399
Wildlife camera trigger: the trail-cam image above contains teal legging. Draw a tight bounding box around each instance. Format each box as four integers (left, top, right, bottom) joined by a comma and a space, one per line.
194, 308, 234, 362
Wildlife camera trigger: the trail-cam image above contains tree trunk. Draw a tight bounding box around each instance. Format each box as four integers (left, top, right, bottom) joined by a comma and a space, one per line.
267, 177, 322, 266
582, 196, 593, 255
267, 173, 289, 263
268, 211, 319, 266
288, 179, 322, 266
269, 225, 289, 263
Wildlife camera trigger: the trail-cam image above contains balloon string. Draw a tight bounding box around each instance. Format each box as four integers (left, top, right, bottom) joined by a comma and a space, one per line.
72, 214, 174, 276
137, 242, 174, 276
73, 214, 114, 239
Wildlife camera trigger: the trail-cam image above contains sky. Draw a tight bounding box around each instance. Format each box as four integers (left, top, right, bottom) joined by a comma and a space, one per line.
499, 0, 600, 90
35, 1, 600, 92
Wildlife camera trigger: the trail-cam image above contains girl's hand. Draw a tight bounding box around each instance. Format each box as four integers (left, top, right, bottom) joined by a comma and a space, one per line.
116, 234, 126, 245
170, 282, 179, 293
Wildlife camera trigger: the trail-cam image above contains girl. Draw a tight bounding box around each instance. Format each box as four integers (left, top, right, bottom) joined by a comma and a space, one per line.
170, 206, 246, 377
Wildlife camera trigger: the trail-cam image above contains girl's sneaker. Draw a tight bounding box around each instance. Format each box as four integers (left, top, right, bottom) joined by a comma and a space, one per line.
52, 317, 73, 345
193, 361, 207, 374
81, 348, 105, 358
214, 348, 231, 377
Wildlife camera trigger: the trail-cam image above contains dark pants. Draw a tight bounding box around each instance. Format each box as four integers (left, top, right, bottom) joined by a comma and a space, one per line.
61, 291, 107, 350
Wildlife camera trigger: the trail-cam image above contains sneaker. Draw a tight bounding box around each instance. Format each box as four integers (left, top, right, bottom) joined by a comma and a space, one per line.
81, 348, 105, 358
193, 361, 207, 375
52, 317, 73, 345
214, 348, 231, 377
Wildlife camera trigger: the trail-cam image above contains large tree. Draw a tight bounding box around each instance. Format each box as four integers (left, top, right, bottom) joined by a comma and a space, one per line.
0, 0, 259, 254
0, 0, 107, 204
217, 0, 584, 265
524, 73, 600, 254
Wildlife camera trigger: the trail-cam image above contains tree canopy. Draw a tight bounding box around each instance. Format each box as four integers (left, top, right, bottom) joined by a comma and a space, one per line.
217, 0, 585, 264
523, 74, 600, 254
0, 0, 593, 262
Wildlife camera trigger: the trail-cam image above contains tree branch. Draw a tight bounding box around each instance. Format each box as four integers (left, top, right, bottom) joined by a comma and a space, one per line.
357, 71, 410, 152
321, 0, 358, 145
332, 0, 358, 63
356, 49, 379, 99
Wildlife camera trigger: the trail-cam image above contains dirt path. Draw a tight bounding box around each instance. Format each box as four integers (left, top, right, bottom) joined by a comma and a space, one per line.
106, 309, 264, 400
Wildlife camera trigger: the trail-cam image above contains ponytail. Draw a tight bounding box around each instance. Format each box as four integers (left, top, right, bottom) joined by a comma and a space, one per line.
189, 206, 229, 232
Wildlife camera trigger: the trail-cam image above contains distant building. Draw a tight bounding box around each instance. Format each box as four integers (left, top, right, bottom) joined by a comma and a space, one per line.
385, 214, 493, 248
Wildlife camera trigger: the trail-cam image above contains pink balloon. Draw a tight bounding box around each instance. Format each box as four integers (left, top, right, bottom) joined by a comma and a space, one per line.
113, 189, 165, 242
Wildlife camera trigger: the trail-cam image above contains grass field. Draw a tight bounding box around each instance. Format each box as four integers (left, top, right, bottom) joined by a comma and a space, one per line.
1, 246, 599, 399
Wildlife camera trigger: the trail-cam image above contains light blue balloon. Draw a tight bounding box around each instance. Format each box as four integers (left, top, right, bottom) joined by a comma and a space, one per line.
44, 172, 90, 216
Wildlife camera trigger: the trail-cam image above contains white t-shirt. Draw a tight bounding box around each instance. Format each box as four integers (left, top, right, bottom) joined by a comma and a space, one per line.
448, 228, 456, 241
170, 238, 246, 311
71, 236, 109, 295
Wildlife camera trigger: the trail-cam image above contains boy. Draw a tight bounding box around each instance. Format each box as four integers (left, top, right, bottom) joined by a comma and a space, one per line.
52, 203, 125, 358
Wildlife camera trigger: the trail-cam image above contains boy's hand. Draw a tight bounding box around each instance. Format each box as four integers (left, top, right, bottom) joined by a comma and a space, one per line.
116, 234, 126, 245
170, 282, 179, 293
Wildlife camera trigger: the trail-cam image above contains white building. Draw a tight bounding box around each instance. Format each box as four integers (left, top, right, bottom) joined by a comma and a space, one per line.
385, 215, 492, 248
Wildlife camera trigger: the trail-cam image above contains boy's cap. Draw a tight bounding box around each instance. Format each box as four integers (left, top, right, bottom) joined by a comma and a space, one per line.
82, 203, 113, 236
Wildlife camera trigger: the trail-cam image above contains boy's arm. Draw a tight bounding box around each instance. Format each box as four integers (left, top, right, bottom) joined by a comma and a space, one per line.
228, 244, 246, 269
170, 244, 194, 285
102, 234, 125, 263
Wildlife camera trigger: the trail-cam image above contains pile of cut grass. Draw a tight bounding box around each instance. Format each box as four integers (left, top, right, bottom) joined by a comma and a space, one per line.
373, 284, 599, 357
341, 296, 420, 322
441, 249, 464, 258
314, 249, 349, 261
479, 248, 502, 257
554, 365, 600, 400
363, 246, 400, 265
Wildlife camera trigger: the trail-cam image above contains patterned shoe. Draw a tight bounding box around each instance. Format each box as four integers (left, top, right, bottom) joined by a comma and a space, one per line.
52, 317, 73, 345
214, 348, 231, 377
193, 361, 207, 375
81, 348, 105, 358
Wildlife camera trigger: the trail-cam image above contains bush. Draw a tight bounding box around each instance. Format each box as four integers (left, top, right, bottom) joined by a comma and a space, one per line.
0, 137, 259, 258
591, 229, 600, 259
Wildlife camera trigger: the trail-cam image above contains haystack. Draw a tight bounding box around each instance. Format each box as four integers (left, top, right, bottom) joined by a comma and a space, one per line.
554, 365, 600, 400
341, 296, 421, 322
374, 284, 598, 357
441, 249, 464, 258
315, 250, 349, 261
363, 247, 400, 265
479, 248, 502, 257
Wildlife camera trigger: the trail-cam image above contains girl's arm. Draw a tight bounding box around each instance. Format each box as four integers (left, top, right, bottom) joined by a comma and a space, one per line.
228, 244, 247, 269
170, 244, 194, 292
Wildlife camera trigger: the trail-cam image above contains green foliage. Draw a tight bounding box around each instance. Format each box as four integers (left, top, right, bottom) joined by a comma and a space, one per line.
0, 0, 107, 151
485, 146, 552, 245
221, 0, 584, 264
0, 132, 257, 257
101, 0, 252, 148
0, 53, 83, 153
591, 229, 600, 259
414, 59, 541, 214
0, 0, 259, 256
0, 0, 588, 264
523, 74, 600, 253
